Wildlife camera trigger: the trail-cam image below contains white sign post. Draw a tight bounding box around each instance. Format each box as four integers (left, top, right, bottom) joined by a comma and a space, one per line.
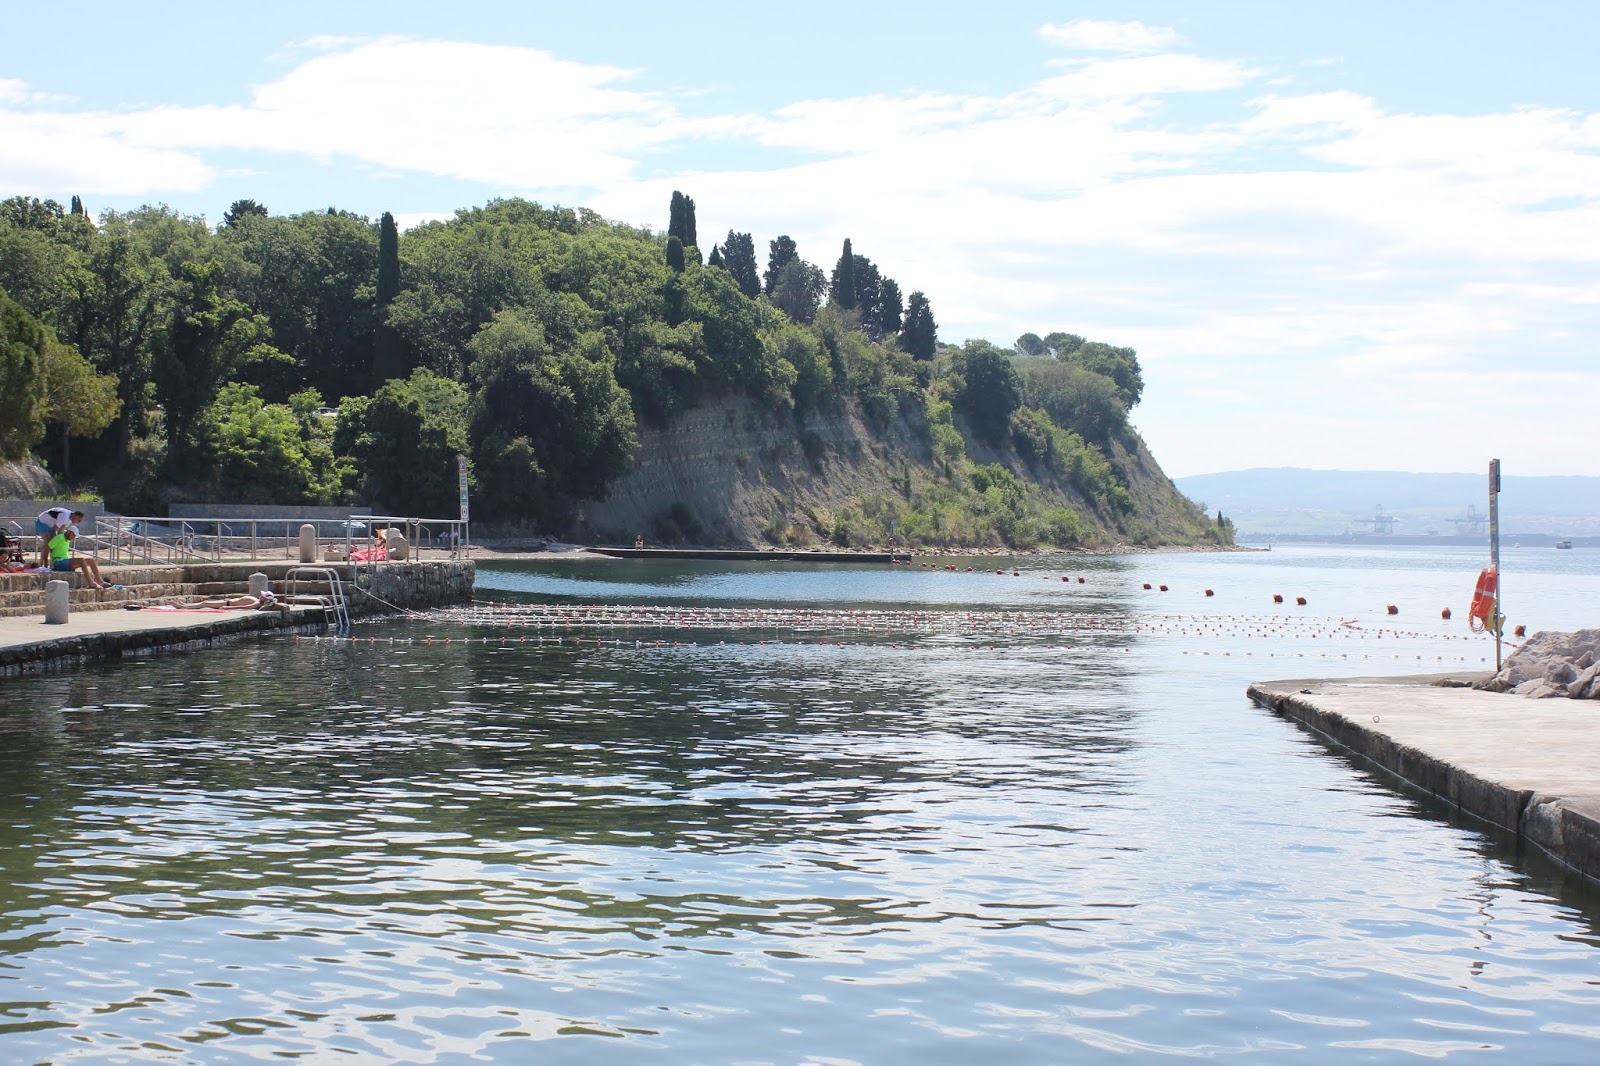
458, 456, 470, 554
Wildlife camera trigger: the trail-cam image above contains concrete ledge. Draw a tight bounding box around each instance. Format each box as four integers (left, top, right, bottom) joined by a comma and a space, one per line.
1248, 674, 1600, 891
0, 607, 328, 676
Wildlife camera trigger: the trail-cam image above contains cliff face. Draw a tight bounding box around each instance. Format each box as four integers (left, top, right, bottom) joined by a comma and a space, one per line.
574, 396, 926, 545
574, 395, 1213, 549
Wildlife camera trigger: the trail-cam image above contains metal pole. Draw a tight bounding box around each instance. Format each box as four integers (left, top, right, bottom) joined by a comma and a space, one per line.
1488, 458, 1502, 671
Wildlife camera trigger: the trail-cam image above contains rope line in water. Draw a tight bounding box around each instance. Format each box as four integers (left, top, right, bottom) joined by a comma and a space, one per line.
293, 601, 1504, 665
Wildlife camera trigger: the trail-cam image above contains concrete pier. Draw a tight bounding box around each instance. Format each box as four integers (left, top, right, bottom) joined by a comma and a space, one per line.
0, 559, 474, 675
1248, 675, 1600, 891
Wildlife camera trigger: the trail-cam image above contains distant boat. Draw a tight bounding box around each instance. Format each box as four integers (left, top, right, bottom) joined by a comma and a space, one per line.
1555, 539, 1573, 549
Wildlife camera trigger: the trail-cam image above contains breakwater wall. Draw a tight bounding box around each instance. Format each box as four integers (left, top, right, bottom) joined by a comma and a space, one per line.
0, 560, 474, 675
1248, 677, 1600, 891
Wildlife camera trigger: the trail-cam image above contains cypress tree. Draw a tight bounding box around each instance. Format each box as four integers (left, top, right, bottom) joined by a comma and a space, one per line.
69, 195, 86, 218
669, 192, 685, 244
831, 239, 856, 310
668, 190, 698, 250
666, 235, 686, 273
722, 231, 760, 298
373, 211, 405, 383
901, 291, 938, 360
707, 244, 724, 268
764, 235, 798, 294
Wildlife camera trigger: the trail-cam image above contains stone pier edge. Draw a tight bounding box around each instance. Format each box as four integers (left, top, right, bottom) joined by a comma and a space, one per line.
0, 609, 328, 676
1246, 682, 1600, 891
0, 559, 475, 677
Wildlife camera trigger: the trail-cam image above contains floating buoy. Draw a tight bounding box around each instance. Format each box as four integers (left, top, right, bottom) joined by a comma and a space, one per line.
1078, 577, 1085, 584
1514, 624, 1526, 637
1273, 594, 1284, 604
1143, 583, 1152, 590
1159, 585, 1168, 592
1295, 597, 1307, 606
1204, 589, 1214, 597
1386, 605, 1399, 615
1440, 607, 1452, 620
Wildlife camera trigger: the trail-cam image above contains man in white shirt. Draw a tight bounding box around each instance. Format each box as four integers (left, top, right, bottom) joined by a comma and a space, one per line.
34, 507, 84, 567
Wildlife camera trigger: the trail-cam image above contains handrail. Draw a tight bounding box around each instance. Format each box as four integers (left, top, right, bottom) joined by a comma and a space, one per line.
87, 514, 470, 565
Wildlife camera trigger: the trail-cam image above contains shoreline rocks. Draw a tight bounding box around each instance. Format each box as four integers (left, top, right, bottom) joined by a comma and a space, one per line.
1474, 628, 1600, 699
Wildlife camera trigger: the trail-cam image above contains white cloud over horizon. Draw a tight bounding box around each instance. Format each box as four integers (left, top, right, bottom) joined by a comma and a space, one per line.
1, 25, 1596, 478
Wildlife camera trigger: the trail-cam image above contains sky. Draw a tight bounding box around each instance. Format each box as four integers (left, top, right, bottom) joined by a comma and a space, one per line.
2, 1, 1597, 479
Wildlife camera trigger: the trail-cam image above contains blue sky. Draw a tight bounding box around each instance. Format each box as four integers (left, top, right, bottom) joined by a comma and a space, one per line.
3, 1, 1597, 478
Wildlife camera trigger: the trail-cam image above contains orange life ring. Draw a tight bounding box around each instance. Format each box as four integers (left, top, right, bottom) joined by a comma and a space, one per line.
1468, 566, 1498, 633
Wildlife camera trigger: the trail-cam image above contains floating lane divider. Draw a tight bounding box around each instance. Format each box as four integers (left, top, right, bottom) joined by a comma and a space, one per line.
285, 602, 1507, 664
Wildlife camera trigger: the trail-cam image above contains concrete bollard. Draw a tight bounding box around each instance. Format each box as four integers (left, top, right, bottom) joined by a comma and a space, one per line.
44, 579, 70, 624
299, 524, 317, 563
248, 572, 270, 597
386, 528, 409, 561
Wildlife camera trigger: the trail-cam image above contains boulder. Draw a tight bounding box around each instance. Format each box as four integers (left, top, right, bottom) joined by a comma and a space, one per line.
1476, 628, 1600, 699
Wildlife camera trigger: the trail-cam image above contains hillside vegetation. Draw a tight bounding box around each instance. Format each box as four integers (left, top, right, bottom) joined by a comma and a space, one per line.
0, 193, 1227, 550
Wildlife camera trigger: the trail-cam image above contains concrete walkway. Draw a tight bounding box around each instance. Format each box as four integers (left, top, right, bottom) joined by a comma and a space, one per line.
1249, 675, 1600, 890
0, 604, 327, 675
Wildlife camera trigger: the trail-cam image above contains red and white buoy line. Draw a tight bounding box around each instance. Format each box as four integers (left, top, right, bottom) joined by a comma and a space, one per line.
290, 601, 1511, 663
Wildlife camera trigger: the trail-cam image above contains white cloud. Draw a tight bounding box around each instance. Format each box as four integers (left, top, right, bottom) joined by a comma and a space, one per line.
3, 31, 1597, 475
1038, 20, 1179, 54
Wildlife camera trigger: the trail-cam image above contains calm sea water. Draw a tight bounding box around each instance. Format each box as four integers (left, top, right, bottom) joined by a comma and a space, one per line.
2, 544, 1599, 1064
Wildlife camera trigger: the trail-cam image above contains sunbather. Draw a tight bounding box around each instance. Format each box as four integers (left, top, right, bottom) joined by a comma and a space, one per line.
186, 591, 287, 610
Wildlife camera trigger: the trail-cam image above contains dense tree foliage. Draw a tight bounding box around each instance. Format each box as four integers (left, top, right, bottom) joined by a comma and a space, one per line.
764, 235, 797, 294
951, 340, 1022, 446
830, 239, 857, 310
720, 231, 761, 299
0, 288, 48, 459
901, 292, 938, 361
372, 210, 405, 383
0, 189, 1181, 547
668, 191, 697, 251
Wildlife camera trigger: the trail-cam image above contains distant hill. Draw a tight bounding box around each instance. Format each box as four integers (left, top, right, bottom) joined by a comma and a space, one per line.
1174, 468, 1600, 538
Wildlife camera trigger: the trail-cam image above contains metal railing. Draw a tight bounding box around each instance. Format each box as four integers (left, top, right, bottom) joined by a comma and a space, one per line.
87, 514, 470, 566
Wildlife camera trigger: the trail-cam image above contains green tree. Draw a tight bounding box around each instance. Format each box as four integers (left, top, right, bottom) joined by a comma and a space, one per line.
953, 340, 1021, 446
152, 261, 272, 466
1068, 340, 1144, 409
1019, 359, 1127, 443
373, 210, 406, 384
770, 256, 825, 324
706, 243, 723, 269
666, 235, 686, 274
668, 191, 697, 250
204, 383, 340, 503
468, 309, 637, 515
334, 370, 467, 514
222, 199, 268, 228
1044, 332, 1084, 359
0, 288, 48, 459
38, 332, 121, 479
1015, 332, 1048, 357
721, 231, 761, 298
830, 238, 856, 310
222, 208, 379, 404
900, 291, 937, 360
764, 235, 798, 294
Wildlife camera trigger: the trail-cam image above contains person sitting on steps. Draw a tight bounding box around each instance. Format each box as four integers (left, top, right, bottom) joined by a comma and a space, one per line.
48, 529, 110, 589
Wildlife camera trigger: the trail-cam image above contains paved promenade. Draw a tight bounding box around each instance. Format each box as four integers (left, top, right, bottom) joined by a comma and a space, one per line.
1249, 675, 1600, 890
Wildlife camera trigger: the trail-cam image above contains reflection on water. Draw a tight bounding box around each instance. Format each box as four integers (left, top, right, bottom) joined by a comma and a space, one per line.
2, 546, 1599, 1063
